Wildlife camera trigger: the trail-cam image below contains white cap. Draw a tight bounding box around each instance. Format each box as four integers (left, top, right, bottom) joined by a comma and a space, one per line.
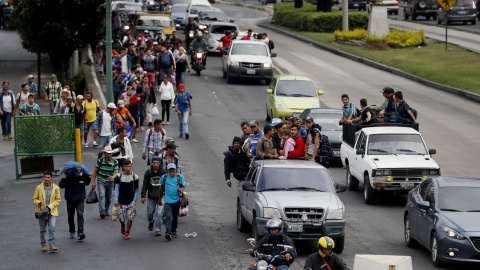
28, 75, 34, 79
107, 102, 117, 110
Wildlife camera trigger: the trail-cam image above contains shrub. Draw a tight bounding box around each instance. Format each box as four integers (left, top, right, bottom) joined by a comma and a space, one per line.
334, 29, 367, 41
386, 29, 425, 47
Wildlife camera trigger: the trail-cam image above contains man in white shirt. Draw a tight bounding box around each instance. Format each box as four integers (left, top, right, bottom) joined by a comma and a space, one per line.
95, 103, 117, 158
14, 83, 30, 115
110, 126, 133, 170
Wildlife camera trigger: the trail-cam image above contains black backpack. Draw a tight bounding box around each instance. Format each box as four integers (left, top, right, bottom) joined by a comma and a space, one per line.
115, 72, 125, 85
268, 39, 275, 50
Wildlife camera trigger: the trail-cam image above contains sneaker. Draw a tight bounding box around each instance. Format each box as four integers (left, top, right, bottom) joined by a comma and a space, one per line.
105, 212, 110, 216
100, 211, 105, 219
166, 122, 169, 125
7, 134, 12, 140
84, 143, 88, 148
121, 226, 126, 235
165, 233, 173, 241
186, 134, 189, 140
131, 138, 139, 143
173, 232, 178, 238
148, 222, 154, 231
3, 134, 6, 140
155, 231, 161, 236
49, 245, 58, 252
78, 233, 85, 241
125, 233, 130, 240
42, 246, 47, 252
93, 141, 98, 147
179, 134, 183, 138
140, 127, 144, 131
69, 232, 75, 239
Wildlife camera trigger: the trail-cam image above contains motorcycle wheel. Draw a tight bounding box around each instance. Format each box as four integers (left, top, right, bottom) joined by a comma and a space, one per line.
196, 69, 201, 76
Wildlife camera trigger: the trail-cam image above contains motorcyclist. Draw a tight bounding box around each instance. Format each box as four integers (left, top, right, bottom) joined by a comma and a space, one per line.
247, 218, 296, 270
189, 31, 208, 69
303, 237, 350, 270
184, 17, 199, 48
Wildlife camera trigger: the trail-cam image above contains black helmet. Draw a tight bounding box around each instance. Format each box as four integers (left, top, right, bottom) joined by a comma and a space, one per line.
318, 236, 335, 258
225, 30, 231, 36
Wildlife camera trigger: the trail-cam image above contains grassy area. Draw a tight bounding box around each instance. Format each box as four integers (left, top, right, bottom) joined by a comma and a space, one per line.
294, 31, 480, 94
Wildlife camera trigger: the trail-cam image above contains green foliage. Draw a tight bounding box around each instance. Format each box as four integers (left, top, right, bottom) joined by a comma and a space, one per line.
334, 29, 367, 41
273, 3, 369, 33
366, 34, 386, 43
386, 29, 425, 47
13, 0, 106, 80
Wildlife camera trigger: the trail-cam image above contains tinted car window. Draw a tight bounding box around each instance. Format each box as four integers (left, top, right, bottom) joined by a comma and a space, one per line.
172, 4, 188, 13
367, 134, 427, 155
275, 80, 317, 97
310, 113, 343, 131
200, 12, 228, 21
210, 25, 237, 34
257, 168, 335, 193
426, 185, 435, 207
138, 16, 173, 28
190, 5, 212, 14
117, 3, 143, 11
454, 0, 474, 7
231, 44, 268, 56
438, 187, 480, 211
418, 181, 431, 199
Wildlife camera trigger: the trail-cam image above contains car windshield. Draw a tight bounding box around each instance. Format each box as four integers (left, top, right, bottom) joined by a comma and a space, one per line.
438, 187, 480, 212
367, 134, 427, 155
276, 80, 317, 97
210, 25, 237, 34
173, 0, 190, 4
231, 43, 268, 56
200, 12, 228, 21
190, 5, 212, 14
134, 30, 164, 39
310, 113, 343, 131
117, 3, 142, 11
172, 5, 188, 14
137, 16, 172, 28
454, 0, 474, 7
257, 168, 335, 193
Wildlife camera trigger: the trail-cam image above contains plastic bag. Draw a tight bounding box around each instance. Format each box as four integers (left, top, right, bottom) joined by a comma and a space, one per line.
171, 73, 176, 85
61, 162, 91, 177
86, 188, 98, 204
179, 206, 188, 217
112, 206, 118, 221
152, 104, 159, 116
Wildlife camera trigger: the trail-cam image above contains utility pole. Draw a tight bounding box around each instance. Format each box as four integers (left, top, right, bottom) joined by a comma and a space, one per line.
106, 0, 113, 104
342, 0, 348, 30
37, 53, 41, 99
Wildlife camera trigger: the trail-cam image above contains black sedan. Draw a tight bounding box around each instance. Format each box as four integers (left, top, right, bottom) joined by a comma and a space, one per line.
404, 177, 480, 266
298, 108, 343, 162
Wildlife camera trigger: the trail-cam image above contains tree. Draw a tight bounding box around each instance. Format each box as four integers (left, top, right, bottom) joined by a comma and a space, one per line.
13, 0, 106, 82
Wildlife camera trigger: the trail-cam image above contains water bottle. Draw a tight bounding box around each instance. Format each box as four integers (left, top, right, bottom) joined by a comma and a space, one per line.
184, 232, 197, 238
112, 206, 118, 221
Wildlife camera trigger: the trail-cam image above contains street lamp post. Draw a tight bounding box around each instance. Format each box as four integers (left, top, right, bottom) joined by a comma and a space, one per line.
106, 0, 113, 104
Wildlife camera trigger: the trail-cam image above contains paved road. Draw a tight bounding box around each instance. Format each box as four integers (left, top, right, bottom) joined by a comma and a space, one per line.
1, 4, 480, 270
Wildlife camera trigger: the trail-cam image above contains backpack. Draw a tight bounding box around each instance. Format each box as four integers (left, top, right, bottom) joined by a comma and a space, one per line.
160, 52, 170, 66
317, 134, 331, 168
268, 39, 275, 50
115, 72, 125, 85
410, 107, 418, 120
24, 103, 37, 116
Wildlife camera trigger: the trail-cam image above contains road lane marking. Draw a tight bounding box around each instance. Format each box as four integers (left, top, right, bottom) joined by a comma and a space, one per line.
273, 64, 284, 75
212, 91, 221, 104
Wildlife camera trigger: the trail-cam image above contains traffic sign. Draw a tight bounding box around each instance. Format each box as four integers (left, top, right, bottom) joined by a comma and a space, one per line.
436, 0, 458, 11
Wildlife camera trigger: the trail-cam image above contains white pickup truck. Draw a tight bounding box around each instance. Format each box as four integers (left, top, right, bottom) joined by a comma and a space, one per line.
341, 126, 440, 204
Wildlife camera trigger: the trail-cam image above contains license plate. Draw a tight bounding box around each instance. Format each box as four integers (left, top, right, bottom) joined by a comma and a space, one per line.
247, 69, 255, 75
458, 11, 467, 14
354, 3, 359, 6
401, 183, 414, 190
287, 223, 303, 232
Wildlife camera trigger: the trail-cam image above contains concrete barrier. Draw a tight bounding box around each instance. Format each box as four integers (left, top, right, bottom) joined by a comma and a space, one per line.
353, 254, 412, 270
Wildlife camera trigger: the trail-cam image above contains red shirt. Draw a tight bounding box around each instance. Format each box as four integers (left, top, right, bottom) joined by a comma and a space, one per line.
222, 36, 232, 48
288, 136, 305, 159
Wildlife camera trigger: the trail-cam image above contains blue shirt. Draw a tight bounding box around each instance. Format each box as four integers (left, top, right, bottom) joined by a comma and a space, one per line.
24, 81, 38, 93
342, 102, 356, 119
160, 174, 186, 204
44, 185, 52, 206
250, 131, 263, 158
174, 93, 191, 113
397, 100, 412, 124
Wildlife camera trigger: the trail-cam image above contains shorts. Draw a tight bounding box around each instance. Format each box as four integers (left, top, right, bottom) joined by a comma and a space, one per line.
85, 120, 97, 133
118, 201, 137, 222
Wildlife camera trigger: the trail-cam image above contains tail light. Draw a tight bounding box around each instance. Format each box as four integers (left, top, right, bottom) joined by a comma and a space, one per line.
394, 3, 398, 6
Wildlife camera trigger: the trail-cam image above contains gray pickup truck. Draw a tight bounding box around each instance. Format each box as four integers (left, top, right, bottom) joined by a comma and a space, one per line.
237, 160, 347, 252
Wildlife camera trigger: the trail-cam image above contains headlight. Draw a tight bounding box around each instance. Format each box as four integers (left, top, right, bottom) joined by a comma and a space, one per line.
373, 169, 391, 176
199, 25, 207, 30
173, 17, 178, 20
229, 61, 238, 67
189, 33, 194, 38
429, 169, 440, 175
326, 209, 344, 220
176, 24, 180, 27
311, 103, 319, 108
149, 1, 155, 5
263, 207, 281, 218
196, 52, 203, 58
263, 62, 272, 68
418, 1, 426, 8
275, 102, 286, 110
443, 226, 465, 240
124, 25, 130, 30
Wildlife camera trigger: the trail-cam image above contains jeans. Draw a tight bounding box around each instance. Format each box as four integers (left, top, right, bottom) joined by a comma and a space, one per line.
39, 214, 56, 247
84, 120, 97, 134
98, 181, 114, 213
176, 71, 186, 86
67, 201, 84, 233
140, 103, 145, 126
161, 100, 171, 122
113, 91, 121, 105
164, 201, 180, 234
98, 135, 113, 158
247, 265, 288, 270
1, 112, 12, 135
75, 123, 84, 143
159, 68, 172, 83
147, 197, 164, 232
48, 99, 57, 114
178, 110, 189, 135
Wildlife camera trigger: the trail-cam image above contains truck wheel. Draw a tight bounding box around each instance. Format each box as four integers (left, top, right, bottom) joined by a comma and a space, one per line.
252, 214, 260, 242
363, 175, 376, 204
222, 68, 227, 79
333, 237, 345, 253
227, 71, 234, 84
346, 165, 359, 191
404, 214, 418, 248
265, 78, 272, 85
237, 201, 250, 233
266, 109, 271, 122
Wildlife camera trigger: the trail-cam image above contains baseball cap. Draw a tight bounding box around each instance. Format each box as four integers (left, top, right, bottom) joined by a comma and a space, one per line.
382, 87, 394, 94
66, 97, 73, 101
152, 156, 161, 162
51, 74, 57, 79
74, 164, 83, 177
28, 75, 34, 79
137, 37, 143, 42
144, 30, 149, 33
305, 116, 314, 123
177, 83, 185, 90
117, 100, 125, 108
107, 102, 117, 110
270, 118, 281, 126
166, 143, 177, 149
249, 120, 259, 127
167, 163, 177, 170
3, 85, 9, 90
153, 41, 158, 45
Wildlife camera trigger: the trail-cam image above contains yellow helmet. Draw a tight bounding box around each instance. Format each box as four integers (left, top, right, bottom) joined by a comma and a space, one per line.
318, 236, 335, 258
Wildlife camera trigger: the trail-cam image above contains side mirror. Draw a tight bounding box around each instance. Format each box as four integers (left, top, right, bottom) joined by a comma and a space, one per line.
242, 181, 255, 192
356, 149, 365, 155
418, 200, 430, 211
267, 89, 273, 94
270, 53, 277, 57
429, 149, 436, 155
230, 19, 235, 22
318, 90, 324, 96
335, 183, 347, 193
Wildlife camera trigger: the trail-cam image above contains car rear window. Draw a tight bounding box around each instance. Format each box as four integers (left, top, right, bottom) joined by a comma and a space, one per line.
454, 0, 474, 7
310, 113, 343, 131
231, 43, 269, 56
438, 187, 480, 212
276, 80, 317, 97
257, 168, 335, 193
138, 16, 173, 28
210, 25, 237, 34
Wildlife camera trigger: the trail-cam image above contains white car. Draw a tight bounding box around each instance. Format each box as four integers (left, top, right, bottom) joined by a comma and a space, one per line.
203, 22, 239, 53
222, 40, 276, 85
367, 0, 399, 15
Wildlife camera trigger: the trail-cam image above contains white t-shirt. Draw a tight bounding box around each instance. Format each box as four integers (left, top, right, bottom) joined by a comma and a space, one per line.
158, 82, 175, 102
16, 91, 29, 109
2, 94, 14, 113
121, 56, 128, 74
100, 111, 113, 136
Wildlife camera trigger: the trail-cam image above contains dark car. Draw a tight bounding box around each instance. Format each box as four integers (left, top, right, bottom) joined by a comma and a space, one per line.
198, 10, 234, 23
404, 0, 438, 20
298, 108, 343, 162
437, 0, 477, 25
404, 177, 480, 266
339, 0, 367, 11
171, 4, 188, 29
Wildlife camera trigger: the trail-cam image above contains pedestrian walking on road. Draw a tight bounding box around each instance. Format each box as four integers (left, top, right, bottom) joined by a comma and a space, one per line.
59, 163, 91, 241
110, 126, 133, 169
114, 160, 139, 240
54, 89, 71, 114
142, 76, 156, 127
142, 119, 167, 165
157, 45, 175, 83
19, 94, 41, 116
83, 92, 100, 148
64, 95, 86, 142
44, 74, 62, 114
141, 156, 167, 236
13, 83, 30, 115
141, 48, 157, 86
24, 74, 38, 97
174, 47, 190, 86
92, 145, 119, 219
95, 103, 118, 158
173, 84, 192, 139
32, 171, 61, 252
158, 163, 186, 241
158, 76, 175, 124
224, 136, 250, 187
0, 85, 15, 140
158, 143, 181, 173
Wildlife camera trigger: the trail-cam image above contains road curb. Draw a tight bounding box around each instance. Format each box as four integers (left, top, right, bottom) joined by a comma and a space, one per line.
259, 22, 480, 103
83, 46, 107, 107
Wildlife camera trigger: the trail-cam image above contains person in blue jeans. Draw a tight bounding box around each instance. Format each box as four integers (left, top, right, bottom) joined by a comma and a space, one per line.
0, 85, 15, 140
92, 145, 119, 218
95, 103, 117, 158
141, 156, 167, 236
173, 84, 192, 139
158, 163, 186, 241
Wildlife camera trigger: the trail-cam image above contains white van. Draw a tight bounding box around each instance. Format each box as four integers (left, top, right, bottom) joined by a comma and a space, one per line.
186, 0, 213, 20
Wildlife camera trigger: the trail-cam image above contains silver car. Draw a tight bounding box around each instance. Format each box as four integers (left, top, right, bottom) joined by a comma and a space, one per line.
202, 22, 239, 53
237, 160, 347, 252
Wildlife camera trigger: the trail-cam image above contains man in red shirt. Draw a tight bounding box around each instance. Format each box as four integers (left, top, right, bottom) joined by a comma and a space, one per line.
287, 124, 305, 159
